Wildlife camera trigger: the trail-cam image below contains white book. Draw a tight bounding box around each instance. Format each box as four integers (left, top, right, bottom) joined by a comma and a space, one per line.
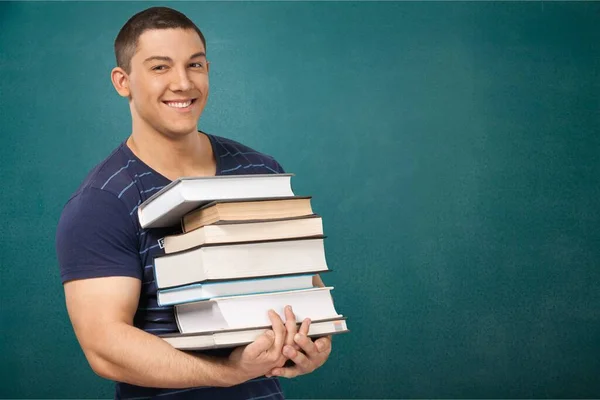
160, 317, 348, 350
137, 174, 295, 229
163, 216, 324, 254
154, 237, 328, 289
157, 273, 321, 306
175, 287, 341, 334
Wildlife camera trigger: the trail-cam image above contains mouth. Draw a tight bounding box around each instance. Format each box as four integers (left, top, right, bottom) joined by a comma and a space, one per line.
162, 98, 197, 111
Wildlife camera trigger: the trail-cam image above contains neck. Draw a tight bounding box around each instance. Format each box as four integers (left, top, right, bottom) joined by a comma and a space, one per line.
127, 120, 215, 181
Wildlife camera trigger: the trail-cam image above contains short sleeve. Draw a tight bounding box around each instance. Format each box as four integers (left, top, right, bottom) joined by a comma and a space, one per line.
56, 187, 142, 283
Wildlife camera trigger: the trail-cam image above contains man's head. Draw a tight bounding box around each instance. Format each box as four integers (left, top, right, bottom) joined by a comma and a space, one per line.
111, 7, 209, 138
114, 7, 206, 75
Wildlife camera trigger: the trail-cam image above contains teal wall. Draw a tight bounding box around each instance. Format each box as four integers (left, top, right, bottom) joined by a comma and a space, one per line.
1, 1, 600, 398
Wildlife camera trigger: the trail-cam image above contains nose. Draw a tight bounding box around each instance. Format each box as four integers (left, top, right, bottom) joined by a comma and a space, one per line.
170, 67, 194, 92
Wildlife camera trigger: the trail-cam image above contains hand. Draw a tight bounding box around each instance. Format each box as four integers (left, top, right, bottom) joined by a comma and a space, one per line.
226, 310, 288, 385
267, 329, 332, 379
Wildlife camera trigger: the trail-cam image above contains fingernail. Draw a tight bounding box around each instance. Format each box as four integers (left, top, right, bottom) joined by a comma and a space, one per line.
288, 305, 293, 312
316, 341, 324, 352
283, 346, 293, 356
294, 333, 303, 341
271, 369, 280, 376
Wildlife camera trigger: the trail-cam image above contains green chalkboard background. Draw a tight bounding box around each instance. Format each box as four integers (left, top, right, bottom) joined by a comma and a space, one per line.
1, 1, 599, 398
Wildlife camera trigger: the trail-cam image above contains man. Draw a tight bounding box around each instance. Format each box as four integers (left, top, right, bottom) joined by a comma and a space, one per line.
56, 7, 331, 399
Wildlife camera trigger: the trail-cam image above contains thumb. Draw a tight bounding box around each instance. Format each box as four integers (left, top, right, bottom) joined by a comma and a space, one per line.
245, 330, 275, 359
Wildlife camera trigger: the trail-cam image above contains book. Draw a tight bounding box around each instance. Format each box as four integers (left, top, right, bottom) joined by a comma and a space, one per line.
137, 174, 295, 229
157, 273, 325, 306
182, 196, 314, 233
154, 236, 328, 289
174, 287, 341, 334
160, 317, 348, 350
164, 215, 324, 254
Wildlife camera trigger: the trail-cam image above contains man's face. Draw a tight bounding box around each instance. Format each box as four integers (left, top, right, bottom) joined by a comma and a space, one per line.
127, 28, 209, 138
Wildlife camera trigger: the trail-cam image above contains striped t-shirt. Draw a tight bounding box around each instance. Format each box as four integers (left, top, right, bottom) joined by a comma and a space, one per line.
56, 133, 286, 400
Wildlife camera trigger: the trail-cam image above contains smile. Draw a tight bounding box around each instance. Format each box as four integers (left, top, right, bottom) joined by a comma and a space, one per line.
163, 99, 197, 109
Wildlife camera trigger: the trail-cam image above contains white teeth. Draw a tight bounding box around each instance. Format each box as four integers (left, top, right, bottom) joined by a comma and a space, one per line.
166, 100, 192, 108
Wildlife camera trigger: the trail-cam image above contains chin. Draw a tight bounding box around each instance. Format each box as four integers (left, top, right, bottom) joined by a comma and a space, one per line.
163, 124, 199, 138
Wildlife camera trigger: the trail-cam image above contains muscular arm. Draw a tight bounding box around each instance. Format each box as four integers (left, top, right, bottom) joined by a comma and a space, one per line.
65, 276, 239, 388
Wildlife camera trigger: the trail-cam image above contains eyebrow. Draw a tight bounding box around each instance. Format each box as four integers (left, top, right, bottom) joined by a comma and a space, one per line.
143, 52, 207, 64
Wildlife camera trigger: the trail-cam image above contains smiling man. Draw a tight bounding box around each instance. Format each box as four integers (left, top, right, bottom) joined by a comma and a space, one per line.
55, 6, 331, 400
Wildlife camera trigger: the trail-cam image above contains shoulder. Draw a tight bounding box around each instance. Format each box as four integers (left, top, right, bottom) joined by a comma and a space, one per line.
208, 133, 285, 174
68, 143, 140, 201
56, 146, 144, 282
57, 144, 141, 247
60, 143, 146, 227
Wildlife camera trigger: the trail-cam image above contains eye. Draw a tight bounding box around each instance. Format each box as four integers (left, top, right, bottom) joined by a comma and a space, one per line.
190, 62, 204, 68
152, 65, 168, 71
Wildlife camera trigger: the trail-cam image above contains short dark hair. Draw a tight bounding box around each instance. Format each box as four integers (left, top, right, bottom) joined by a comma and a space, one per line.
114, 7, 207, 74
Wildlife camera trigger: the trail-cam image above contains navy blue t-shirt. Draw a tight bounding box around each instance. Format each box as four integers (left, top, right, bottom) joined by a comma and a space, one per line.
56, 133, 286, 400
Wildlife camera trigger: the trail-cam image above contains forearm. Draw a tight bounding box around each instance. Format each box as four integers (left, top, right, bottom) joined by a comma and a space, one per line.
83, 322, 239, 388
312, 274, 325, 288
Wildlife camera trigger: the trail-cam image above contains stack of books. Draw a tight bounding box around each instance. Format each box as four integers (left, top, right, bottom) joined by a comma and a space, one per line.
137, 174, 348, 350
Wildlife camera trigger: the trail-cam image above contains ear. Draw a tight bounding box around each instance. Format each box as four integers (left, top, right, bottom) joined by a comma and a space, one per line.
206, 61, 210, 74
111, 67, 131, 98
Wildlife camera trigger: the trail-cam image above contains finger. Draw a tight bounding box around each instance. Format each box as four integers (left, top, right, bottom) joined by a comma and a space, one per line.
268, 309, 287, 352
293, 332, 318, 356
283, 305, 299, 350
269, 366, 301, 379
293, 318, 310, 351
314, 336, 332, 353
245, 329, 275, 359
283, 345, 313, 371
298, 318, 311, 336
